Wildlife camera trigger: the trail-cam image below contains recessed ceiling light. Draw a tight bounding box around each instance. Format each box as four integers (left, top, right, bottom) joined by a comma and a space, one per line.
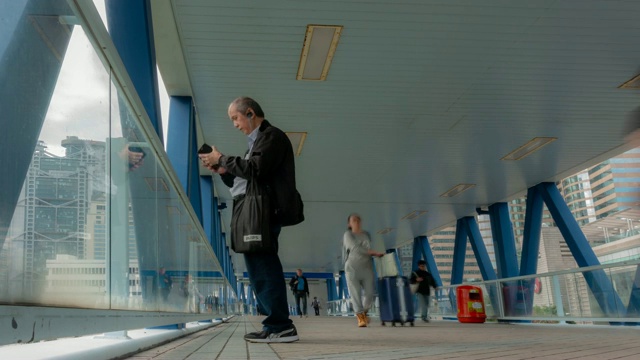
401, 210, 428, 220
285, 132, 307, 156
296, 24, 343, 81
501, 137, 557, 161
440, 184, 476, 198
619, 74, 640, 89
376, 228, 395, 235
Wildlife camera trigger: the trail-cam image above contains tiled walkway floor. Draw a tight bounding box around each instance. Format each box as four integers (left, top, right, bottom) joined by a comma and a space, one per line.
126, 316, 640, 360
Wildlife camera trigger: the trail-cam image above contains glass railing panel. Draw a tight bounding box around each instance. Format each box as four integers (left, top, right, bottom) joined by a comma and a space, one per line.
0, 0, 226, 314
0, 1, 111, 308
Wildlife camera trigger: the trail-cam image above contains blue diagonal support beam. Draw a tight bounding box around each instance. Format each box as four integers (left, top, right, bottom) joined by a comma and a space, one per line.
488, 203, 519, 278
520, 186, 544, 276
0, 1, 73, 248
627, 266, 640, 318
464, 216, 497, 281
539, 182, 626, 319
451, 218, 468, 285
105, 0, 163, 141
412, 236, 443, 287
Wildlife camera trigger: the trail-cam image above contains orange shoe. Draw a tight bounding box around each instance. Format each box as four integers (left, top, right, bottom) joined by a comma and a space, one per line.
356, 312, 367, 327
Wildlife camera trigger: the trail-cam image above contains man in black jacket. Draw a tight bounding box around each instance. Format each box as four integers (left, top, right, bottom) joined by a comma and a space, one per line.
410, 260, 438, 322
199, 97, 301, 343
289, 268, 310, 318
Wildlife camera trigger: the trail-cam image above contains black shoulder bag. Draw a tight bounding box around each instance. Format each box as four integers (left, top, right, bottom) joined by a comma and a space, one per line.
230, 179, 273, 253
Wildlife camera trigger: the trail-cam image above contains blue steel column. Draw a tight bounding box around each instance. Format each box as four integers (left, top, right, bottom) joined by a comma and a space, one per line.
200, 177, 214, 251
327, 277, 338, 301
510, 186, 544, 317
339, 270, 350, 298
520, 186, 544, 276
166, 96, 202, 221
488, 203, 519, 278
0, 1, 73, 248
463, 216, 499, 311
412, 236, 442, 287
105, 0, 163, 141
211, 197, 222, 258
539, 182, 626, 319
451, 218, 468, 285
463, 217, 497, 281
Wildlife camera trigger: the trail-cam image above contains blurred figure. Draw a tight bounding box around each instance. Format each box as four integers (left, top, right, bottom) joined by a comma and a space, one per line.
154, 267, 172, 303
410, 260, 438, 322
311, 297, 321, 316
182, 274, 203, 313
289, 268, 309, 318
342, 213, 384, 327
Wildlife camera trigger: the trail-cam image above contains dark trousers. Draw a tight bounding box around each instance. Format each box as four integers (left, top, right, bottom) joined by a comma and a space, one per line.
294, 291, 308, 316
243, 225, 292, 332
314, 306, 320, 315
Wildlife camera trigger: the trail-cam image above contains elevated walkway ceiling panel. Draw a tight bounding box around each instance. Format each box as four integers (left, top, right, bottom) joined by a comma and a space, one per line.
155, 0, 640, 272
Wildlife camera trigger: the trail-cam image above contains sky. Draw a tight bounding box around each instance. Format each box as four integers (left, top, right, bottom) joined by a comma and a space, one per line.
41, 0, 170, 156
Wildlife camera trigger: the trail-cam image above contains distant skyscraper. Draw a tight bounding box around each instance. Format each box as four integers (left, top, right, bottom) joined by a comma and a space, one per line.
7, 137, 106, 293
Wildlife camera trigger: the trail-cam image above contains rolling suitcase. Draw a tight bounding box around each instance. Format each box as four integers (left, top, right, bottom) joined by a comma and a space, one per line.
377, 255, 415, 327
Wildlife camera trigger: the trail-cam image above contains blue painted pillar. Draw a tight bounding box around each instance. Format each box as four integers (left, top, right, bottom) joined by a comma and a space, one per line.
463, 217, 497, 281
166, 96, 202, 222
539, 182, 626, 319
0, 1, 74, 248
463, 216, 499, 311
326, 277, 338, 301
412, 236, 443, 287
211, 197, 222, 258
488, 203, 519, 278
504, 185, 544, 317
105, 0, 163, 141
200, 176, 214, 250
451, 218, 468, 285
520, 186, 544, 276
339, 270, 349, 298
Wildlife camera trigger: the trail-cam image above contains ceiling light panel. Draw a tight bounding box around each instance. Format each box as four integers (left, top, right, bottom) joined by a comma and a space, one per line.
619, 74, 640, 89
376, 227, 395, 235
440, 184, 476, 198
401, 210, 428, 220
501, 137, 557, 161
297, 25, 343, 81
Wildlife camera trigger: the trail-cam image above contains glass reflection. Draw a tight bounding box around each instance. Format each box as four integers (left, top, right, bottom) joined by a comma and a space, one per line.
0, 0, 225, 315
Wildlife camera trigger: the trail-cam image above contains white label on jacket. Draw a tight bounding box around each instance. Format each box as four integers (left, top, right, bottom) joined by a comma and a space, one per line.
244, 234, 262, 242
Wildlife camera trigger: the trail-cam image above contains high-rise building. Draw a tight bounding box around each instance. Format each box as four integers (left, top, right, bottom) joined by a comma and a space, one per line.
5, 137, 106, 295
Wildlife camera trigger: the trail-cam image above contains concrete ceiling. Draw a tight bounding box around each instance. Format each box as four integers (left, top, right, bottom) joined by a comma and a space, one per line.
152, 0, 640, 274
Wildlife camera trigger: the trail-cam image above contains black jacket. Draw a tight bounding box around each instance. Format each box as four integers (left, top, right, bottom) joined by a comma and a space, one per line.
220, 120, 303, 226
410, 269, 437, 296
289, 275, 309, 294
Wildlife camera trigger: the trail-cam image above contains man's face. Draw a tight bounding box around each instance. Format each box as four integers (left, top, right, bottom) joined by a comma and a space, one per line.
297, 269, 303, 276
228, 104, 253, 135
419, 264, 426, 271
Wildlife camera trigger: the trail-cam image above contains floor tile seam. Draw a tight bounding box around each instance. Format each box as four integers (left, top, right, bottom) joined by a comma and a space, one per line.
211, 321, 243, 360
554, 344, 640, 360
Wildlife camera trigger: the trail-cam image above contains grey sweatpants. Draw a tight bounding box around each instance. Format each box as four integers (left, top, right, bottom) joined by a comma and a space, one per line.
345, 265, 376, 314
